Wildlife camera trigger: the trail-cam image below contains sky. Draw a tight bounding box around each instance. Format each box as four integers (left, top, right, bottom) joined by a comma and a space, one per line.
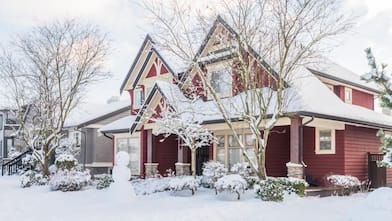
0, 0, 391, 106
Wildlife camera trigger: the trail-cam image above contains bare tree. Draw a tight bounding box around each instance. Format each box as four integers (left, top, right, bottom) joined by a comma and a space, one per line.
0, 19, 110, 175
143, 0, 353, 179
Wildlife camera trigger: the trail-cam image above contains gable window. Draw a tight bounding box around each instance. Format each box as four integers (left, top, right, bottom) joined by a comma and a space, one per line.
344, 87, 352, 104
134, 88, 144, 108
210, 68, 232, 97
315, 128, 336, 154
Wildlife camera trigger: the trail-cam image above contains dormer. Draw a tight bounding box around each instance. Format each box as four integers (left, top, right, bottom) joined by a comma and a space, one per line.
120, 35, 177, 113
307, 62, 380, 110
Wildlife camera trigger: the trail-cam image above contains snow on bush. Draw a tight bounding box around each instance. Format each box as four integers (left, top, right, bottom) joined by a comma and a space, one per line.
22, 154, 36, 168
49, 168, 91, 192
254, 179, 284, 202
132, 178, 171, 195
215, 174, 248, 200
20, 170, 48, 188
276, 177, 308, 197
202, 161, 227, 188
95, 174, 114, 190
230, 162, 252, 178
327, 175, 361, 188
55, 154, 78, 170
169, 176, 200, 195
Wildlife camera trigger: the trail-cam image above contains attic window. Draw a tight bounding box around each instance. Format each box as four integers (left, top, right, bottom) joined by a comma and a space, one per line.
134, 88, 144, 108
344, 87, 352, 104
315, 128, 336, 154
209, 67, 232, 97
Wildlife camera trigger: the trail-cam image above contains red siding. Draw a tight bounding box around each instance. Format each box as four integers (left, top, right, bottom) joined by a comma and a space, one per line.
343, 125, 381, 181
333, 86, 345, 100
146, 62, 157, 78
154, 134, 178, 175
161, 64, 169, 74
265, 126, 290, 177
303, 127, 345, 185
352, 89, 374, 110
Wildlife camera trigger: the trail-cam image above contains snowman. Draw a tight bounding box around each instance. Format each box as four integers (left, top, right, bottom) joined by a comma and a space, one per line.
109, 151, 136, 200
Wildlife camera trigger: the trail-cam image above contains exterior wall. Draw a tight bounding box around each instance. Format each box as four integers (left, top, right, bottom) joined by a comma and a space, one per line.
265, 126, 290, 177
154, 134, 178, 174
303, 127, 345, 185
352, 89, 374, 110
343, 125, 392, 183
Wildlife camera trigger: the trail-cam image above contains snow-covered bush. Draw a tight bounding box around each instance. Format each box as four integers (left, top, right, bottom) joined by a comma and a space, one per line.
202, 161, 227, 188
244, 176, 259, 189
22, 154, 36, 168
327, 175, 361, 188
49, 165, 58, 174
169, 176, 200, 195
49, 168, 91, 192
230, 162, 252, 178
55, 154, 78, 170
20, 170, 48, 188
132, 177, 171, 195
215, 174, 248, 200
95, 174, 114, 190
255, 179, 284, 202
276, 177, 308, 197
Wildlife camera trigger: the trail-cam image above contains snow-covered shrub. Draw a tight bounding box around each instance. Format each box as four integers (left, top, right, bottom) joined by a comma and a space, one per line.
327, 175, 361, 188
276, 177, 308, 197
22, 154, 36, 168
231, 162, 252, 178
169, 176, 200, 195
20, 170, 48, 188
95, 174, 114, 190
255, 179, 284, 202
132, 177, 171, 195
202, 161, 227, 188
50, 168, 91, 192
215, 174, 248, 200
165, 168, 176, 177
245, 176, 259, 189
55, 154, 78, 170
49, 164, 58, 174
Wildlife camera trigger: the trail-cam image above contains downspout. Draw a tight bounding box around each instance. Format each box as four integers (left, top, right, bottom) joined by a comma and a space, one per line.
299, 116, 314, 166
102, 132, 113, 140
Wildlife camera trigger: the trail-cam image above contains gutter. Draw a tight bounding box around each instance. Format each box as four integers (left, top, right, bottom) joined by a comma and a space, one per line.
102, 132, 113, 140
299, 116, 314, 166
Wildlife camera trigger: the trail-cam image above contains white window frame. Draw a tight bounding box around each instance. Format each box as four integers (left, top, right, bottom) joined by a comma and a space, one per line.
344, 87, 352, 104
133, 88, 144, 109
315, 128, 336, 154
114, 132, 141, 175
207, 64, 232, 98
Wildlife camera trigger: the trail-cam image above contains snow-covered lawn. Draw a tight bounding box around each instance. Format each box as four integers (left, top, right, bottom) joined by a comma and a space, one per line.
0, 176, 391, 221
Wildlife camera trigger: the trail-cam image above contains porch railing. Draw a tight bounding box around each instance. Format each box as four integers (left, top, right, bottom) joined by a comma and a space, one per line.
1, 150, 32, 176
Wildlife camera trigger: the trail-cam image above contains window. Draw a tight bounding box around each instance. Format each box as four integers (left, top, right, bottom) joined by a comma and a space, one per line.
145, 87, 152, 97
116, 136, 140, 175
73, 131, 81, 146
216, 135, 225, 164
344, 87, 352, 104
315, 128, 336, 154
133, 88, 144, 108
244, 134, 257, 165
210, 68, 232, 96
228, 135, 242, 168
6, 138, 13, 156
0, 114, 3, 130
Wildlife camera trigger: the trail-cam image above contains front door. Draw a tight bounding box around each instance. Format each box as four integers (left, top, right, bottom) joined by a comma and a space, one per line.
196, 146, 210, 175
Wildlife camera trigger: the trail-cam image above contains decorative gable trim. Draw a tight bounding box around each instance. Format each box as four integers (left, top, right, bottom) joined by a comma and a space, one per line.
120, 34, 154, 93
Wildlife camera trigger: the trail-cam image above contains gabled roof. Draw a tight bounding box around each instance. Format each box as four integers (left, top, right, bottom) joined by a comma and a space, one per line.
120, 34, 154, 93
64, 100, 130, 128
307, 59, 381, 94
120, 35, 180, 93
180, 15, 279, 85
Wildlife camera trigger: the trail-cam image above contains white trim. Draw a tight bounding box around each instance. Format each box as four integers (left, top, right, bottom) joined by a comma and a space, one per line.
315, 127, 336, 154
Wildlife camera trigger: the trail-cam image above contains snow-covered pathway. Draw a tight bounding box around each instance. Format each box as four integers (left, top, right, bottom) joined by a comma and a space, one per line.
0, 176, 390, 221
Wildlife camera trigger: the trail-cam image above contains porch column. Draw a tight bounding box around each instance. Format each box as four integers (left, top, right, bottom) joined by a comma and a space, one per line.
287, 116, 304, 179
175, 139, 191, 176
144, 129, 158, 177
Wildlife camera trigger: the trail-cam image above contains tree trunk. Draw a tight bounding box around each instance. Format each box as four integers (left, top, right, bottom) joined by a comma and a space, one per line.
42, 144, 50, 176
191, 148, 196, 177
257, 150, 267, 180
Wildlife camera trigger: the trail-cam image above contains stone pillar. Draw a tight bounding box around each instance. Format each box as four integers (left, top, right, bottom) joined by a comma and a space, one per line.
175, 163, 191, 176
144, 163, 159, 178
287, 116, 304, 179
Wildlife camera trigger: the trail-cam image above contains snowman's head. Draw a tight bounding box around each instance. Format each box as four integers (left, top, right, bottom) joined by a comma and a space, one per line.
115, 151, 130, 166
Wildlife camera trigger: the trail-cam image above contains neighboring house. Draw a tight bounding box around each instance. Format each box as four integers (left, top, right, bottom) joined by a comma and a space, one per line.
64, 100, 131, 174
106, 16, 392, 186
0, 108, 25, 159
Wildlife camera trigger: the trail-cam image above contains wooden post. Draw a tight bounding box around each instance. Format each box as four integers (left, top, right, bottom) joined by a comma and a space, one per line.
191, 148, 196, 176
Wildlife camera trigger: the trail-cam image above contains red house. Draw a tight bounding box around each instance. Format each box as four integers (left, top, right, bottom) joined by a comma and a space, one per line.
100, 17, 392, 186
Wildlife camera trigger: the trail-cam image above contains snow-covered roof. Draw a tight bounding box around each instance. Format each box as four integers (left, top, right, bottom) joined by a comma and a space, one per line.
64, 100, 130, 128
307, 59, 380, 93
99, 115, 137, 133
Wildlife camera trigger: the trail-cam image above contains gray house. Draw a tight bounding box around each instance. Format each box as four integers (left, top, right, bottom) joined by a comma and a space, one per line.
0, 108, 25, 160
64, 100, 131, 174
